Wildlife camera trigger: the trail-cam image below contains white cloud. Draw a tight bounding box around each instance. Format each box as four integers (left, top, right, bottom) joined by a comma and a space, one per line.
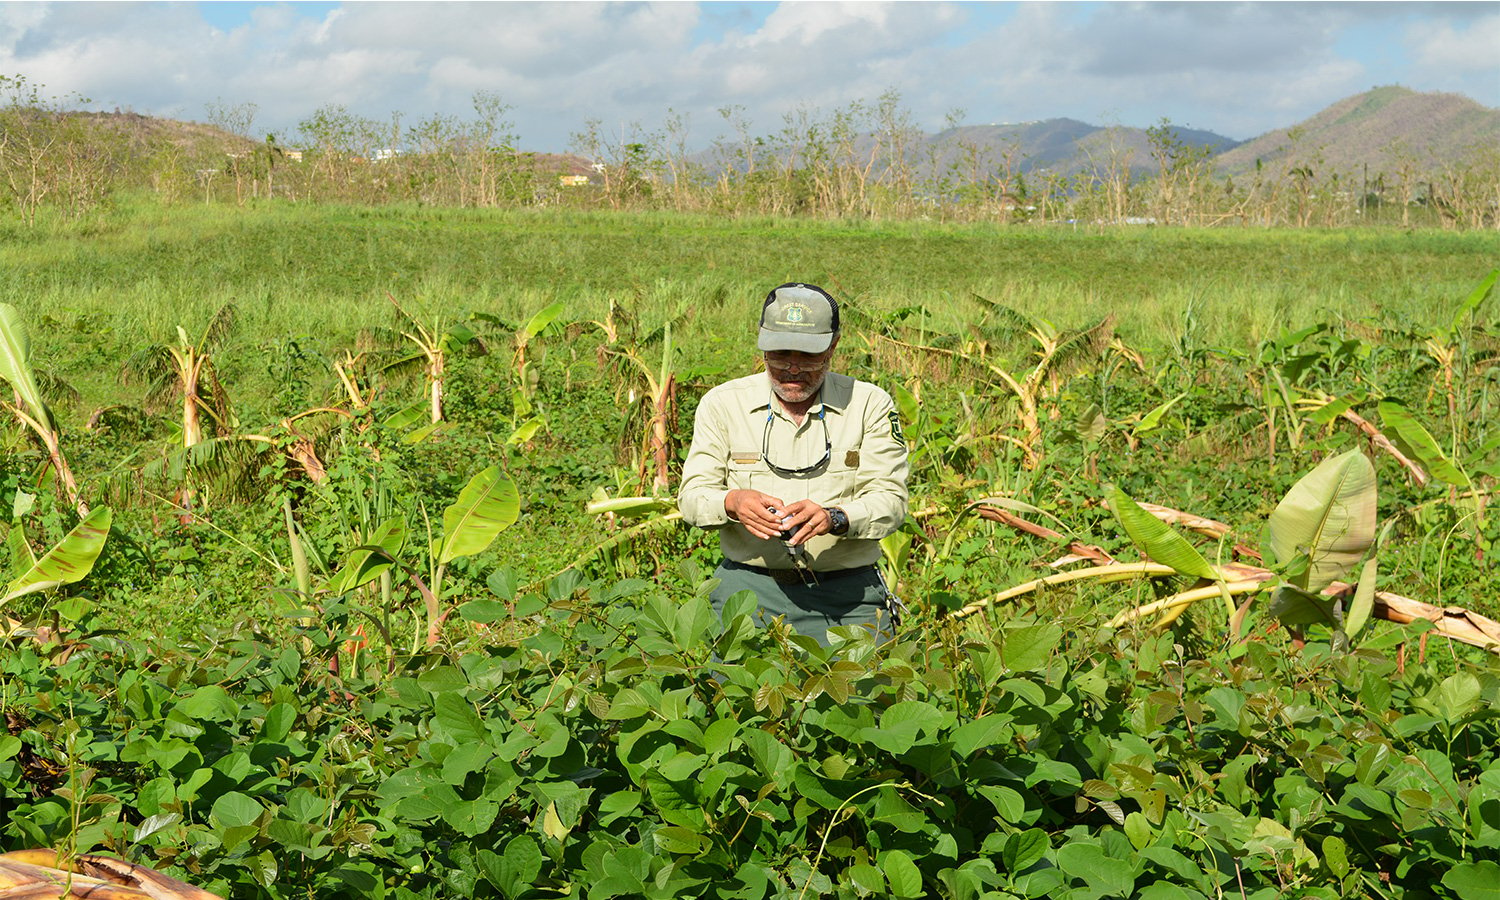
1405, 13, 1500, 72
0, 1, 1491, 151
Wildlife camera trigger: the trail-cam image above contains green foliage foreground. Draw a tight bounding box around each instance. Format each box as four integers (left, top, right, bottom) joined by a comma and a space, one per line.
3, 585, 1498, 899
1, 206, 1498, 897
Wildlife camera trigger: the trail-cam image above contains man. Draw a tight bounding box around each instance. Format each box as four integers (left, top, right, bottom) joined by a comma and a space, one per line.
678, 282, 909, 644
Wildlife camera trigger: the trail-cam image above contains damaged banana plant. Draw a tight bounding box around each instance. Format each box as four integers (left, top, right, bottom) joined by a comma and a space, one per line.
956, 448, 1499, 653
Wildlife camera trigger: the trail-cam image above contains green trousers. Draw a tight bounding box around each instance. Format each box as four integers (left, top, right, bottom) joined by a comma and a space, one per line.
709, 560, 894, 646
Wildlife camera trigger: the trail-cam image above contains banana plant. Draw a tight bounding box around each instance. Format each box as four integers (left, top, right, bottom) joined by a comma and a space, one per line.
1096, 449, 1381, 643
872, 300, 1116, 469
323, 465, 520, 648
4, 501, 112, 613
0, 303, 87, 516
383, 293, 487, 425
120, 302, 238, 522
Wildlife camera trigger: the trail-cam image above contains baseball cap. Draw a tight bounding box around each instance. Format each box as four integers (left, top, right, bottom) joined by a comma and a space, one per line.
757, 283, 840, 353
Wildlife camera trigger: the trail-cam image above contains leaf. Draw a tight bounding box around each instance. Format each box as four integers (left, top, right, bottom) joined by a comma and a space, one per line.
1001, 829, 1049, 872
1266, 449, 1377, 592
325, 517, 407, 594
211, 791, 263, 829
439, 466, 521, 564
1449, 267, 1498, 331
507, 416, 546, 446
881, 850, 924, 898
1002, 623, 1062, 671
1378, 400, 1469, 487
1345, 553, 1378, 638
1108, 485, 1218, 581
585, 496, 678, 517
518, 301, 566, 342
1132, 392, 1187, 435
1267, 585, 1339, 628
0, 302, 50, 429
1443, 860, 1500, 900
3, 506, 112, 605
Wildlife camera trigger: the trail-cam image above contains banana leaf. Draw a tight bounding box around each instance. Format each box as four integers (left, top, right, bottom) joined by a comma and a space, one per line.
586, 496, 677, 517
3, 506, 112, 605
518, 302, 566, 342
1345, 554, 1379, 638
0, 302, 51, 429
1377, 400, 1469, 487
1266, 448, 1376, 593
326, 517, 408, 595
438, 466, 521, 564
1108, 485, 1220, 582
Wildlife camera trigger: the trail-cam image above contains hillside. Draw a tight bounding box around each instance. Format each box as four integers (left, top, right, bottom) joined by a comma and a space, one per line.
1213, 86, 1500, 177
917, 118, 1238, 180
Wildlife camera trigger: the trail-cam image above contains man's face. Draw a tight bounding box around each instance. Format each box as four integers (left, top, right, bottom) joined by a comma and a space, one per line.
764, 339, 836, 405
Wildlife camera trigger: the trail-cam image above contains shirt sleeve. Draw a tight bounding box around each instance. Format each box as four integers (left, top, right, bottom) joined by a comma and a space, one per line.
677, 387, 733, 527
839, 387, 909, 540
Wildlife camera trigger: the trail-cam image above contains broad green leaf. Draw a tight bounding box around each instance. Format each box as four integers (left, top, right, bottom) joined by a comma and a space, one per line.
211, 791, 263, 829
1266, 449, 1377, 592
177, 685, 239, 722
892, 382, 919, 429
3, 506, 112, 605
7, 518, 35, 578
1075, 404, 1108, 442
1267, 586, 1339, 628
979, 785, 1027, 824
1108, 485, 1218, 580
1056, 842, 1134, 895
1002, 622, 1062, 671
585, 495, 678, 517
0, 303, 50, 429
518, 301, 566, 342
1132, 392, 1187, 435
1433, 672, 1482, 722
881, 850, 924, 898
439, 466, 520, 564
325, 517, 407, 594
1001, 829, 1049, 873
1378, 400, 1469, 486
951, 715, 1014, 758
1443, 860, 1500, 900
506, 416, 546, 446
1449, 267, 1498, 331
1344, 554, 1378, 638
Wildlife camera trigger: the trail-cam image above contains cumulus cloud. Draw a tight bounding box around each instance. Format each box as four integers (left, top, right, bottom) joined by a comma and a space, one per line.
0, 0, 1492, 151
1405, 12, 1500, 72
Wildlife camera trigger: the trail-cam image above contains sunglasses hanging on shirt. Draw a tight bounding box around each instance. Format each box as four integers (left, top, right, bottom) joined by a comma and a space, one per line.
761, 406, 831, 476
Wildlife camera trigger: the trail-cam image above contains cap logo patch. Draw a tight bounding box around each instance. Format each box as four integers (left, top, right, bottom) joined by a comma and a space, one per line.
781, 304, 808, 325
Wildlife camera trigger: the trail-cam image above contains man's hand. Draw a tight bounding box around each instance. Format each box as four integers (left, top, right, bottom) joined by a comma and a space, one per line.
725, 489, 790, 540
771, 499, 834, 546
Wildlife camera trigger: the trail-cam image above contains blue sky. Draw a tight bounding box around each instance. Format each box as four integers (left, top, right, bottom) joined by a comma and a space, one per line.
1, 2, 1495, 152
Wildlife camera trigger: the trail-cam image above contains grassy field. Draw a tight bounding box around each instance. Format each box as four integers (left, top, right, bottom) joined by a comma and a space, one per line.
1, 201, 1499, 898
2, 202, 1497, 625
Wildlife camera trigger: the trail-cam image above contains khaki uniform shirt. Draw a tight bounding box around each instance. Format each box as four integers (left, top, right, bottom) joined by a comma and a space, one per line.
679, 371, 909, 570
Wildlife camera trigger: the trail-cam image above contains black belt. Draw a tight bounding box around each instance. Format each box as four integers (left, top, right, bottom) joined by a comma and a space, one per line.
723, 560, 876, 586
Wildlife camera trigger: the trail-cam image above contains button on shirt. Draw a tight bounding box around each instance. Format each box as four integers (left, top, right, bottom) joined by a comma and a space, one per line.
678, 371, 909, 570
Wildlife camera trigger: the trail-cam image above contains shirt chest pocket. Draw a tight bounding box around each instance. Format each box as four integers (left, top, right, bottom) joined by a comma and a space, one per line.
727, 451, 765, 492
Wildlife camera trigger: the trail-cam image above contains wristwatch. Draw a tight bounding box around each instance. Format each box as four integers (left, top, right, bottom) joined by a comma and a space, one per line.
825, 507, 849, 536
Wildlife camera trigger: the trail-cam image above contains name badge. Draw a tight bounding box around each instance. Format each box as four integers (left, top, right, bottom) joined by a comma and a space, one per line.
731, 451, 759, 465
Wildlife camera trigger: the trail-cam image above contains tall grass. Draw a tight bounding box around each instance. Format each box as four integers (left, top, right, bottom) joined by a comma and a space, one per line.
2, 200, 1494, 422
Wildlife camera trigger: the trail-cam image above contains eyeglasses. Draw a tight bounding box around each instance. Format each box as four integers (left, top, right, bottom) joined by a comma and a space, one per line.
762, 406, 831, 476
764, 350, 831, 373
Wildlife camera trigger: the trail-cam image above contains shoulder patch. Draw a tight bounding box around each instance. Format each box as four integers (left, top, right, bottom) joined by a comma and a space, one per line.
888, 409, 906, 447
